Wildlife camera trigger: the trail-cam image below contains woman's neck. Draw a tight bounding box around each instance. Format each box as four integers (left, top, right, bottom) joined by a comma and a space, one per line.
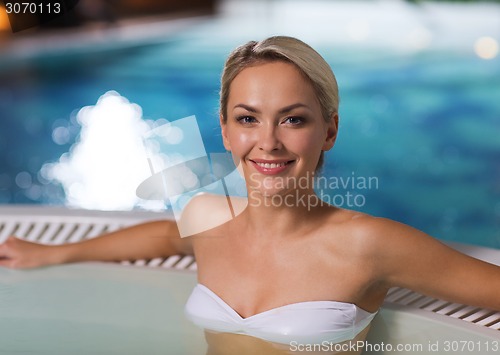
241, 189, 328, 240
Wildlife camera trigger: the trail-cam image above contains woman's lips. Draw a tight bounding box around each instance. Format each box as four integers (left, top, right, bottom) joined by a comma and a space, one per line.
249, 159, 294, 175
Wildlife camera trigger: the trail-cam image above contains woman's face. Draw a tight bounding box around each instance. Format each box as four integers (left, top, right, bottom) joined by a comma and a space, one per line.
221, 61, 337, 198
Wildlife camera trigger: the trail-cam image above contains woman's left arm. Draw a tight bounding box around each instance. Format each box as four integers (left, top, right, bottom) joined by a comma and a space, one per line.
369, 218, 500, 311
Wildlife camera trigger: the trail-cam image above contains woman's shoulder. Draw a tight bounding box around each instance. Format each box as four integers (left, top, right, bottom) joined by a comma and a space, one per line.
330, 207, 404, 234
182, 193, 247, 218
329, 208, 444, 264
323, 207, 409, 254
176, 193, 247, 237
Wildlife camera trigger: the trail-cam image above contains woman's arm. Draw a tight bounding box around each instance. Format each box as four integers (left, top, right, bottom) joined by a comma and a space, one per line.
364, 217, 500, 311
0, 219, 193, 269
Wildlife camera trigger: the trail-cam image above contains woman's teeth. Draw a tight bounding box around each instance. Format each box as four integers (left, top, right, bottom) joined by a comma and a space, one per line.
256, 162, 287, 168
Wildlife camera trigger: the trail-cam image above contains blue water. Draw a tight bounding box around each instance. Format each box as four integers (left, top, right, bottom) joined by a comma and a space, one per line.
0, 37, 499, 248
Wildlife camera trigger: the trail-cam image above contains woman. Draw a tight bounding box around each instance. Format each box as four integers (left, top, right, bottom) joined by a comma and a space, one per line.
1, 36, 499, 354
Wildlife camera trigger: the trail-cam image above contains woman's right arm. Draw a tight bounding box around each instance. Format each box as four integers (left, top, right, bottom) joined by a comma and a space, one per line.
0, 220, 192, 269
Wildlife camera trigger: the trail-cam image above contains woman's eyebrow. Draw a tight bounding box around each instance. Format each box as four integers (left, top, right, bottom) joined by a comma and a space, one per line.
233, 103, 260, 113
232, 103, 310, 114
278, 103, 309, 114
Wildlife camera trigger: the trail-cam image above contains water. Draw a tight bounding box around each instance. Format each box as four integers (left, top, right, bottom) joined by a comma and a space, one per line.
0, 35, 499, 248
1, 263, 495, 355
0, 263, 206, 354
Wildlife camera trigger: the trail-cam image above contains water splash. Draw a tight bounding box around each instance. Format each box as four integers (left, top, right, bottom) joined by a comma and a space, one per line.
41, 91, 158, 210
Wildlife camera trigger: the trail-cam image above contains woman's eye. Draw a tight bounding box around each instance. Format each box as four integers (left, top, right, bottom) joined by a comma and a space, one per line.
283, 116, 304, 125
236, 116, 257, 124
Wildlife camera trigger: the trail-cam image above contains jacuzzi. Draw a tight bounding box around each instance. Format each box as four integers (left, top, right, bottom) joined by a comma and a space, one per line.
0, 206, 498, 354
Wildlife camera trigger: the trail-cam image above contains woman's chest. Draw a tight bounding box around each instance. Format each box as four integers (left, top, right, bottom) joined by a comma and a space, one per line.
192, 234, 372, 317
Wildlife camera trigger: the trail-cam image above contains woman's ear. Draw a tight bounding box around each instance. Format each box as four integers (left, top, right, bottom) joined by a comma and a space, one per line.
322, 113, 338, 151
220, 114, 231, 151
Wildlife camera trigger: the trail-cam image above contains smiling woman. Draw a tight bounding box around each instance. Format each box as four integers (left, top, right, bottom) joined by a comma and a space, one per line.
221, 60, 337, 200
1, 36, 500, 355
219, 36, 339, 175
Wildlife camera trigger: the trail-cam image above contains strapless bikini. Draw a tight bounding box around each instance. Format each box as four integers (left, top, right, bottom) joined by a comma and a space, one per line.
184, 284, 378, 345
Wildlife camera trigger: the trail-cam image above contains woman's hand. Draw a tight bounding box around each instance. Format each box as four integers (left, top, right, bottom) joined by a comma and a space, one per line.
0, 236, 63, 269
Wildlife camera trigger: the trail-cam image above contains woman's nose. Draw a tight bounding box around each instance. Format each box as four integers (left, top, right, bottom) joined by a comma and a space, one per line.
258, 124, 282, 152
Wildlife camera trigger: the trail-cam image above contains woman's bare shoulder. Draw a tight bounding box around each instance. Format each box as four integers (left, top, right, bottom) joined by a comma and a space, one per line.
182, 193, 247, 218
177, 193, 247, 237
333, 208, 404, 234
325, 208, 409, 254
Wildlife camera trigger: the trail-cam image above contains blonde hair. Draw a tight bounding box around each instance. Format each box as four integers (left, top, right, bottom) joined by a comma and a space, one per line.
219, 36, 339, 170
220, 36, 339, 123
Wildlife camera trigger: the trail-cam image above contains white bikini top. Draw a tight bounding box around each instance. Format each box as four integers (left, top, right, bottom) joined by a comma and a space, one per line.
184, 284, 378, 345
